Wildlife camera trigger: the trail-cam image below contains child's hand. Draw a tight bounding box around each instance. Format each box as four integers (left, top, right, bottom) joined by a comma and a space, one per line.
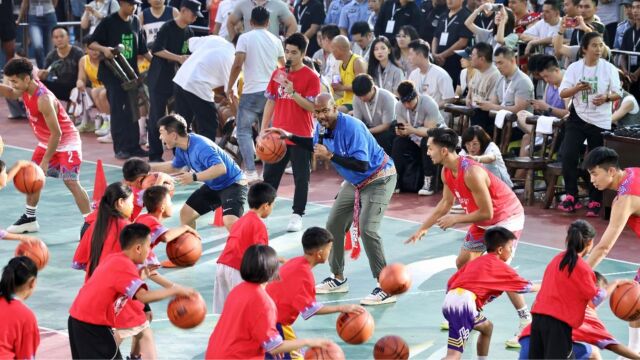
305, 338, 333, 349
19, 236, 40, 244
173, 285, 196, 297
184, 225, 200, 238
340, 304, 364, 313
278, 256, 287, 264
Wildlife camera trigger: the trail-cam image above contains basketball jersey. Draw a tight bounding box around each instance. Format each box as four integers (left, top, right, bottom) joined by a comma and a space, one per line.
142, 6, 175, 46
618, 167, 640, 238
336, 54, 359, 106
444, 157, 523, 228
22, 80, 80, 152
83, 55, 102, 88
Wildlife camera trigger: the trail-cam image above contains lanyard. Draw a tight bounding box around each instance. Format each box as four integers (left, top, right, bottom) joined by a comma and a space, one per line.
481, 18, 493, 30
420, 64, 431, 91
391, 2, 397, 19
633, 28, 640, 51
297, 3, 308, 20
444, 14, 458, 32
364, 87, 380, 123
377, 65, 386, 87
406, 96, 421, 126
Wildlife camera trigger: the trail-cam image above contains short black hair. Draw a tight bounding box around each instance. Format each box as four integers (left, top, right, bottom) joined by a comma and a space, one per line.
408, 39, 430, 59
461, 125, 492, 154
3, 58, 33, 78
285, 32, 309, 54
350, 21, 371, 37
301, 227, 333, 253
485, 226, 516, 252
143, 185, 170, 213
543, 0, 561, 11
494, 46, 516, 60
472, 42, 493, 63
51, 25, 69, 36
320, 24, 340, 40
120, 223, 151, 250
247, 181, 277, 209
396, 80, 417, 101
583, 146, 620, 171
427, 127, 458, 152
527, 53, 546, 74
581, 31, 602, 52
538, 54, 560, 72
352, 74, 375, 97
240, 244, 279, 283
250, 6, 270, 26
122, 158, 151, 182
158, 114, 188, 136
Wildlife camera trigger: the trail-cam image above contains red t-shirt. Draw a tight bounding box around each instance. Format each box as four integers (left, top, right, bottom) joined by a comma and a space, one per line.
266, 256, 322, 326
69, 252, 147, 327
205, 282, 283, 359
265, 66, 321, 142
72, 217, 130, 277
447, 254, 532, 309
0, 297, 40, 360
532, 252, 602, 328
217, 211, 268, 270
618, 168, 640, 238
131, 186, 144, 221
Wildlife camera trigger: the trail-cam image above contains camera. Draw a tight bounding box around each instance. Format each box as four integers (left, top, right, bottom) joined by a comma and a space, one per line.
564, 17, 577, 28
491, 4, 503, 11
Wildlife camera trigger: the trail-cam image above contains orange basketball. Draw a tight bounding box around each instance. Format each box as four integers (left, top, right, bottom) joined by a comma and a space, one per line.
167, 292, 207, 329
256, 132, 286, 164
610, 282, 640, 321
166, 232, 202, 267
305, 341, 345, 360
336, 309, 375, 344
13, 162, 45, 194
379, 263, 412, 296
15, 239, 49, 270
373, 335, 409, 360
141, 172, 175, 197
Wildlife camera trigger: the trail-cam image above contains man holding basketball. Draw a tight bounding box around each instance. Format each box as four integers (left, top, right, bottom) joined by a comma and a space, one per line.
0, 58, 91, 233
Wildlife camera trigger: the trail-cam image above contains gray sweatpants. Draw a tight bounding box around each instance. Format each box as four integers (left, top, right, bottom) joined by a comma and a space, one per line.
327, 174, 397, 280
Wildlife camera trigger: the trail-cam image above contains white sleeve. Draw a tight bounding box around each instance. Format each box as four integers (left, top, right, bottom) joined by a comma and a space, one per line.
608, 63, 623, 97
214, 2, 227, 23
485, 142, 501, 157
460, 69, 468, 91
236, 33, 248, 53
523, 21, 540, 37
558, 62, 579, 93
440, 71, 455, 99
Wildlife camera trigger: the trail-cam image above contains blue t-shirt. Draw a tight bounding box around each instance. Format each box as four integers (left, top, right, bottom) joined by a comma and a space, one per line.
172, 134, 244, 191
313, 112, 393, 185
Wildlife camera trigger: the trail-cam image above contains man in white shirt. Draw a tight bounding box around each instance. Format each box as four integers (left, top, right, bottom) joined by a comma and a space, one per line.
227, 6, 285, 181
350, 21, 374, 61
407, 39, 454, 109
520, 0, 561, 55
352, 74, 397, 153
227, 0, 297, 39
213, 0, 241, 41
465, 42, 500, 135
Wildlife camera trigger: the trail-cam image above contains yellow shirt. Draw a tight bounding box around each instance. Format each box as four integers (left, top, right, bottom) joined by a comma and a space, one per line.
83, 55, 103, 88
336, 54, 359, 106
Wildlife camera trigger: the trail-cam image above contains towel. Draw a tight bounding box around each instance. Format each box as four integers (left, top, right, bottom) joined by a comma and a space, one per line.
536, 116, 556, 135
494, 109, 512, 129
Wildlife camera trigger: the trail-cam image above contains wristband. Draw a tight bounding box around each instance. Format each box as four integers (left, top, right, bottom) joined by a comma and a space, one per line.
192, 172, 198, 182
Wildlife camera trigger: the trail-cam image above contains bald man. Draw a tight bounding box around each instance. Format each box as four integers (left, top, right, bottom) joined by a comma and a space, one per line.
330, 35, 367, 113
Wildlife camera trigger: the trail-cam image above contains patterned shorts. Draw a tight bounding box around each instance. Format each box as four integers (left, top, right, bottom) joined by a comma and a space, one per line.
442, 288, 487, 353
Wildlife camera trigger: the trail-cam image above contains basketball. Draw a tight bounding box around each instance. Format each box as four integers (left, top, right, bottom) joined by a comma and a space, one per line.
373, 335, 409, 360
142, 172, 175, 197
256, 132, 286, 164
304, 341, 345, 360
336, 309, 375, 344
13, 162, 46, 194
379, 263, 412, 296
167, 292, 207, 329
610, 282, 640, 321
166, 232, 202, 267
15, 239, 49, 270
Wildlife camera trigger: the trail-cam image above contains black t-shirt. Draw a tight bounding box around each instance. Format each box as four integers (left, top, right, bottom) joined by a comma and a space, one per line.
0, 0, 13, 21
570, 20, 606, 46
147, 20, 194, 89
44, 46, 85, 86
418, 2, 447, 44
433, 7, 472, 52
375, 0, 421, 39
294, 0, 325, 55
621, 26, 640, 73
92, 12, 148, 83
474, 12, 495, 32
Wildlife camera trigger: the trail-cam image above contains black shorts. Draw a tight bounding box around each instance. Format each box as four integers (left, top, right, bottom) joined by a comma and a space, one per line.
185, 183, 248, 217
0, 20, 16, 43
68, 316, 122, 360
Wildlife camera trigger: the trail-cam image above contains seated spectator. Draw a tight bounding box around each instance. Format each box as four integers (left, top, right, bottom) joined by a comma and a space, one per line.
350, 21, 374, 61
407, 39, 454, 109
80, 0, 120, 34
312, 25, 340, 84
453, 47, 476, 97
613, 89, 640, 127
75, 40, 111, 134
529, 55, 569, 119
38, 26, 84, 102
465, 42, 499, 131
519, 0, 561, 55
352, 74, 397, 154
393, 25, 420, 75
466, 3, 517, 49
331, 35, 367, 112
460, 125, 513, 187
367, 36, 404, 95
392, 80, 445, 196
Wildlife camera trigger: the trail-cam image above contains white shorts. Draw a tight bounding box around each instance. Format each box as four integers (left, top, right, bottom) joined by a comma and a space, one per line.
213, 263, 243, 314
113, 320, 150, 340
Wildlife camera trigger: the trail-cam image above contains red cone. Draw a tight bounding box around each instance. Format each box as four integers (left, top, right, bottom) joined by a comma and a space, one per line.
92, 160, 107, 209
211, 207, 224, 227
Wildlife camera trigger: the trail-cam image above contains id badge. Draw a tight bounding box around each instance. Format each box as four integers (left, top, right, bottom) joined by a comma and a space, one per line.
385, 20, 395, 33
36, 5, 44, 16
631, 56, 638, 67
274, 70, 288, 85
297, 24, 302, 32
439, 32, 449, 46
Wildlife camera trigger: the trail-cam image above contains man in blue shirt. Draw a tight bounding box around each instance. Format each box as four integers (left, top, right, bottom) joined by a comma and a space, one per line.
338, 0, 372, 36
151, 114, 248, 232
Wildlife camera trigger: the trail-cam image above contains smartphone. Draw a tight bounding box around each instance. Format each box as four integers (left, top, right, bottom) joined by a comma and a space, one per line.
491, 4, 504, 11
564, 17, 577, 28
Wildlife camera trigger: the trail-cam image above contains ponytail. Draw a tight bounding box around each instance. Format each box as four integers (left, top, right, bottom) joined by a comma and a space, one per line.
559, 220, 596, 275
0, 256, 38, 302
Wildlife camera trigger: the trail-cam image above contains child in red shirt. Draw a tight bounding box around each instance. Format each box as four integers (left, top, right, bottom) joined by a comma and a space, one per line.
214, 182, 276, 313
443, 227, 540, 359
0, 256, 39, 360
0, 160, 41, 243
266, 227, 362, 359
68, 223, 194, 359
206, 244, 330, 359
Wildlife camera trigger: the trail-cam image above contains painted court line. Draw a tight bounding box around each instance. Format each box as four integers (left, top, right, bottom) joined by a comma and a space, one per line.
39, 326, 68, 336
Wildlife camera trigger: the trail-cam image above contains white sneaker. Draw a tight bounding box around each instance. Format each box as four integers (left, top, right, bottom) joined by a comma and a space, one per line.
360, 287, 397, 306
7, 215, 40, 233
245, 170, 262, 183
315, 277, 349, 294
450, 203, 465, 214
95, 120, 110, 136
440, 320, 449, 330
418, 176, 435, 196
505, 318, 530, 348
286, 214, 302, 232
284, 166, 293, 174
97, 132, 112, 143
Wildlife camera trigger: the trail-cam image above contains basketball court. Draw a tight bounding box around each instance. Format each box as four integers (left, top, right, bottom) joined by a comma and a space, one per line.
1, 144, 637, 359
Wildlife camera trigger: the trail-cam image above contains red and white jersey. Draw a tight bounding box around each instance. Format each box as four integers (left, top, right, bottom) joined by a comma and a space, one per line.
444, 157, 524, 229
22, 80, 81, 152
618, 167, 640, 238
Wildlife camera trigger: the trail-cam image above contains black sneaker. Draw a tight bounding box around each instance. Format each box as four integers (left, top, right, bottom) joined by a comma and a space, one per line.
131, 148, 149, 157
115, 151, 132, 160
7, 214, 40, 233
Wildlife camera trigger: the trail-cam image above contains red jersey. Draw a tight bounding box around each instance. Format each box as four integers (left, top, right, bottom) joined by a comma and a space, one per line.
618, 168, 640, 238
22, 80, 80, 151
266, 256, 322, 326
532, 252, 603, 328
217, 211, 268, 270
447, 253, 532, 309
0, 297, 40, 360
205, 282, 283, 359
69, 252, 147, 327
265, 66, 321, 143
72, 217, 130, 277
515, 12, 541, 33
444, 157, 524, 228
131, 186, 144, 221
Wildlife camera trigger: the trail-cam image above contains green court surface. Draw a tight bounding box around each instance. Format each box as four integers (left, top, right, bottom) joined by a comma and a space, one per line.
0, 146, 637, 359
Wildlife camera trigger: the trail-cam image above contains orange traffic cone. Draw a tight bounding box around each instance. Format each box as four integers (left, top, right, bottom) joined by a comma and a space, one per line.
92, 160, 107, 209
211, 207, 224, 227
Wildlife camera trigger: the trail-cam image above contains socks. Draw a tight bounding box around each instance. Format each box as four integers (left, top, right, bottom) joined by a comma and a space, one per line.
25, 205, 37, 219
517, 306, 531, 322
628, 326, 640, 352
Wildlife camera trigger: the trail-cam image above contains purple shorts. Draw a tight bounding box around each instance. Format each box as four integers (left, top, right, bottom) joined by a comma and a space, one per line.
442, 288, 487, 353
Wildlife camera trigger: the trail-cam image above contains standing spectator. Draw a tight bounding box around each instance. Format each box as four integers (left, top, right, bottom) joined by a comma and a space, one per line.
81, 0, 120, 34
620, 0, 640, 97
260, 33, 321, 232
597, 0, 621, 47
295, 0, 325, 56
331, 35, 366, 112
519, 0, 561, 55
614, 0, 634, 49
374, 0, 421, 41
558, 32, 622, 215
466, 42, 500, 132
418, 0, 448, 44
146, 0, 199, 162
570, 0, 606, 46
510, 0, 541, 34
0, 0, 17, 61
407, 39, 454, 109
17, 0, 58, 68
325, 0, 351, 25
89, 0, 150, 160
213, 0, 242, 40
432, 0, 472, 88
563, 0, 581, 41
227, 0, 296, 39
350, 21, 374, 60
394, 24, 420, 74
338, 0, 371, 36
367, 0, 381, 29
140, 0, 179, 48
352, 73, 397, 154
38, 26, 84, 102
227, 6, 285, 181
367, 36, 404, 95
466, 4, 517, 49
